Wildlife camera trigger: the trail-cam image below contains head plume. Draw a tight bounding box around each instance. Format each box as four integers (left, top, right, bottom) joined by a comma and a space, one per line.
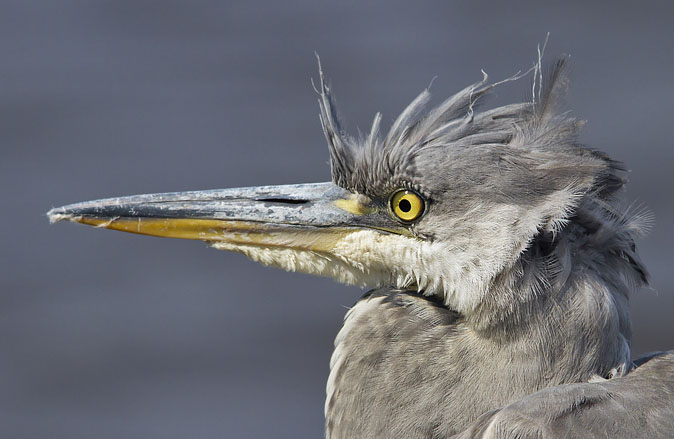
316, 56, 624, 229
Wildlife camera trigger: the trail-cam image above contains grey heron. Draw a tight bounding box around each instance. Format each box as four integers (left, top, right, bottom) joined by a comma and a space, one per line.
48, 57, 674, 438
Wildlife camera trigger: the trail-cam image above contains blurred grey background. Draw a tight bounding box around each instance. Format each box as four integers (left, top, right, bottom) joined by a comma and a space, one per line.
2, 1, 673, 438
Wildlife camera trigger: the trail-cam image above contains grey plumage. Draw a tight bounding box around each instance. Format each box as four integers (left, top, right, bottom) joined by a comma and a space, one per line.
454, 352, 674, 438
48, 56, 674, 438
319, 57, 671, 437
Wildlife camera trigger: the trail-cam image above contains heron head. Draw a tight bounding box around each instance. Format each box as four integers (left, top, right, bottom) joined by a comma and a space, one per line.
313, 57, 624, 312
48, 58, 622, 314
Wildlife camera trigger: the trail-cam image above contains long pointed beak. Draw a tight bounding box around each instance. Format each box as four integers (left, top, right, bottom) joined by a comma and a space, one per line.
48, 182, 389, 253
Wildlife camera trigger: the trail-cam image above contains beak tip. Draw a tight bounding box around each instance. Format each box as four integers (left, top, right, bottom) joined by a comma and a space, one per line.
47, 207, 76, 224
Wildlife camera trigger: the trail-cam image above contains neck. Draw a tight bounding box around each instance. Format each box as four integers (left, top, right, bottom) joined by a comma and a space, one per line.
468, 198, 646, 375
326, 199, 646, 438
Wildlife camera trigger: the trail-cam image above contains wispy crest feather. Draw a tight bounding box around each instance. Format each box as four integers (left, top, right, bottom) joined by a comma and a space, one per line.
317, 61, 523, 194
316, 55, 623, 203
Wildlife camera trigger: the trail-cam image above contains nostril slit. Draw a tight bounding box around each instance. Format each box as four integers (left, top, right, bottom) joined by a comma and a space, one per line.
256, 198, 309, 205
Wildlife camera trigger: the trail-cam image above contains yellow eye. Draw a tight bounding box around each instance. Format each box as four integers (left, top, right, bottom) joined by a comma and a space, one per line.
390, 190, 425, 222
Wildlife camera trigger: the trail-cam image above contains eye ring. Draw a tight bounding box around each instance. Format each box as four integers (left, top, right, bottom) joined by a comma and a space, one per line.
389, 190, 426, 223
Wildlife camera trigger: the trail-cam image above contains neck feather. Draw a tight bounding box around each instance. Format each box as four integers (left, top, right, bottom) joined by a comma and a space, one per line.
326, 198, 649, 438
467, 196, 648, 375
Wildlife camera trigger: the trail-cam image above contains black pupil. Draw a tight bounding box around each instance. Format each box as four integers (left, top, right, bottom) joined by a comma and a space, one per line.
398, 199, 412, 213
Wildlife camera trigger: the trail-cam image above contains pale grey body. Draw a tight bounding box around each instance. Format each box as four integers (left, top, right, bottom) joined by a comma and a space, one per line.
330, 294, 674, 438
48, 57, 674, 437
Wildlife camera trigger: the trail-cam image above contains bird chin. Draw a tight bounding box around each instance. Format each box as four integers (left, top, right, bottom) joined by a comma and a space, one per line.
212, 228, 491, 316
213, 228, 422, 291
210, 241, 381, 288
